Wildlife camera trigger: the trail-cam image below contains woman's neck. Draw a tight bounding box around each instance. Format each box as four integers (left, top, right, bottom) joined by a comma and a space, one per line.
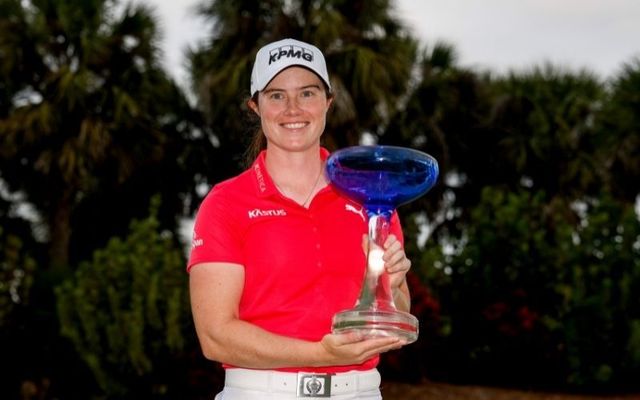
265, 146, 327, 207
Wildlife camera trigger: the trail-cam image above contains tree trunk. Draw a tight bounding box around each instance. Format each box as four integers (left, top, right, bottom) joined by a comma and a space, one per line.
48, 190, 72, 274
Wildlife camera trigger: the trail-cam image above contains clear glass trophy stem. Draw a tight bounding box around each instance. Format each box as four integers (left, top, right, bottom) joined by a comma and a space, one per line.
332, 211, 419, 343
357, 213, 393, 310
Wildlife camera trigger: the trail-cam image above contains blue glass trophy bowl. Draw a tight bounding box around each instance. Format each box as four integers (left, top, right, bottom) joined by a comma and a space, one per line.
326, 145, 439, 344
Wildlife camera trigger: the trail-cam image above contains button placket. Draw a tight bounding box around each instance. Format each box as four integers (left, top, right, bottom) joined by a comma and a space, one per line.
308, 212, 323, 268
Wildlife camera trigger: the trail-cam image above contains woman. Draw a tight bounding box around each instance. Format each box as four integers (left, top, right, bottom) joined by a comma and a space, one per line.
188, 38, 413, 399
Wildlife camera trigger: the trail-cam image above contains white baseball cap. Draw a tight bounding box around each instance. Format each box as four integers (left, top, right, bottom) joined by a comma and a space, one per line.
250, 38, 332, 96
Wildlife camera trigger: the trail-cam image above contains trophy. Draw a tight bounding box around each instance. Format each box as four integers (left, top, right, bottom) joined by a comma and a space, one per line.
325, 145, 439, 343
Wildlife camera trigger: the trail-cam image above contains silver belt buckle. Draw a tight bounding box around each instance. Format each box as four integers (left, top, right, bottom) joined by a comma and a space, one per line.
297, 372, 332, 397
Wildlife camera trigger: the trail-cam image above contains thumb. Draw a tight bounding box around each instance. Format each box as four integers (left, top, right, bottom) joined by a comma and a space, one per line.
334, 330, 364, 345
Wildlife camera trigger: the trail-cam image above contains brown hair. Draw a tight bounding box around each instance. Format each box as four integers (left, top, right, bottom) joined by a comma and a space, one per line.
243, 92, 265, 167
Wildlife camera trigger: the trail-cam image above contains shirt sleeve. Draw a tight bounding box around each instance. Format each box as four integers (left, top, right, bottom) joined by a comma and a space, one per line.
187, 187, 244, 272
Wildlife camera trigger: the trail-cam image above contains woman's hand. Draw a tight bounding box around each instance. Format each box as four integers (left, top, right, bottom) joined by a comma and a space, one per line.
382, 234, 411, 290
361, 234, 411, 290
319, 332, 405, 366
362, 233, 412, 312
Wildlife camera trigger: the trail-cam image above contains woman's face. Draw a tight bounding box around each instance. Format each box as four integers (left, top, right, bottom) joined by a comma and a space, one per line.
249, 66, 332, 153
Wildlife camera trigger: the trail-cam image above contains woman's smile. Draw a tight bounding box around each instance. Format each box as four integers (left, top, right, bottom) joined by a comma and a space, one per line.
281, 121, 309, 129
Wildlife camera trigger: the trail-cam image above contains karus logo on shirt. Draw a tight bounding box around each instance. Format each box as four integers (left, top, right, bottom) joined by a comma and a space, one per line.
248, 208, 287, 219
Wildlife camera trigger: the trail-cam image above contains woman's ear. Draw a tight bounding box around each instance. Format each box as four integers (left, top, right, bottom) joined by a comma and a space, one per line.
326, 95, 334, 111
247, 97, 259, 116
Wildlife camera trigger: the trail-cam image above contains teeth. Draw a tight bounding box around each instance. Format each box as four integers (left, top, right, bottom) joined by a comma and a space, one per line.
283, 122, 306, 129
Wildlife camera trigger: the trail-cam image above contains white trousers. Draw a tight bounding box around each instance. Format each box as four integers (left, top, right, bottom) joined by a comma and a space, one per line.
214, 368, 383, 400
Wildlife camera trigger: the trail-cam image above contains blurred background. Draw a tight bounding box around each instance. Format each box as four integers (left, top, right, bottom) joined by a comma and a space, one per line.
1, 0, 639, 399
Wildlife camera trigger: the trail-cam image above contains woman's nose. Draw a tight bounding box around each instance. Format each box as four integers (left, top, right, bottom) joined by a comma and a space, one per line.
284, 97, 302, 114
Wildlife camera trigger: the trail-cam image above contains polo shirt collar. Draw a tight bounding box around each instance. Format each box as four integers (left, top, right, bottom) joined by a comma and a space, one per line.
251, 147, 331, 198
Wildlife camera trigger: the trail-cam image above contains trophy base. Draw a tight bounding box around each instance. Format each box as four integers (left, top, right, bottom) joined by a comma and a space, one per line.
332, 309, 419, 344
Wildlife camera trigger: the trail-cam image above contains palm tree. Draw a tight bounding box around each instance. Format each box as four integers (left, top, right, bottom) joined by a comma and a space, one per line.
381, 41, 493, 244
394, 63, 606, 238
596, 58, 640, 202
188, 0, 418, 176
0, 0, 196, 272
488, 65, 605, 200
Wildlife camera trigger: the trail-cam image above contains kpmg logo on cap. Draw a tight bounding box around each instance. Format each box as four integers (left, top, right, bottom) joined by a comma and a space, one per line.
269, 45, 314, 65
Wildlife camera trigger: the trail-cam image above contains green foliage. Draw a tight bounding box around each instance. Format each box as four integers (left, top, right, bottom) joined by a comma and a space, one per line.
557, 195, 640, 386
389, 60, 638, 390
0, 0, 199, 270
595, 58, 640, 201
420, 187, 640, 389
0, 226, 36, 327
488, 66, 605, 198
55, 197, 193, 396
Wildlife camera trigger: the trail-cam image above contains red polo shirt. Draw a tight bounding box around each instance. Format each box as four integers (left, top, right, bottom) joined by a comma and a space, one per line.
188, 148, 403, 373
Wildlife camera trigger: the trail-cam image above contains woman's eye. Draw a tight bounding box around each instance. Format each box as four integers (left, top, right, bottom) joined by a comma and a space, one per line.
269, 92, 284, 100
301, 90, 315, 97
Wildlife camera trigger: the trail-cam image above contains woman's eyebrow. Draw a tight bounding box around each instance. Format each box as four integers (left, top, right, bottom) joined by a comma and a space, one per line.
300, 84, 322, 90
263, 84, 321, 94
